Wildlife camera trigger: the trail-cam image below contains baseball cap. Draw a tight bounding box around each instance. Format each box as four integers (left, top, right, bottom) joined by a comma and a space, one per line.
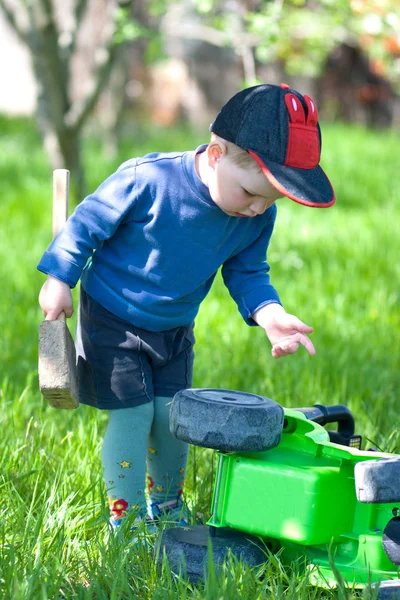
210, 83, 335, 208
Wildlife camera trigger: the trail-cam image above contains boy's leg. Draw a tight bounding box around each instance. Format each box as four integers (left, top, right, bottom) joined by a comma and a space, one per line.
102, 402, 154, 526
147, 324, 195, 521
146, 395, 189, 520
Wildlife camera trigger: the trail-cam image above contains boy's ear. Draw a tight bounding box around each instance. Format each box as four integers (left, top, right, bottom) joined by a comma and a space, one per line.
207, 138, 227, 166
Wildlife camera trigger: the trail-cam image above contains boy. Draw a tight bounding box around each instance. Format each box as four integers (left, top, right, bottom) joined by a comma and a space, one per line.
38, 83, 335, 529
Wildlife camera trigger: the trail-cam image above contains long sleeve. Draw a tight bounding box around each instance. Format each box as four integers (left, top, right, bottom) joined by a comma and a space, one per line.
221, 204, 281, 325
37, 161, 138, 288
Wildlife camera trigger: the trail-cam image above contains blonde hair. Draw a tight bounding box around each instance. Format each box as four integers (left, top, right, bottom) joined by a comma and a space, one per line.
211, 134, 260, 171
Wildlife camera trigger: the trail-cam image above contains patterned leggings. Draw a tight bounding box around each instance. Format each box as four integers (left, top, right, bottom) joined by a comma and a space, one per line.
102, 396, 189, 523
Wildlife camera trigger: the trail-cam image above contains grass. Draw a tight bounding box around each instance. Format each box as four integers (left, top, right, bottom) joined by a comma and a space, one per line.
0, 115, 399, 598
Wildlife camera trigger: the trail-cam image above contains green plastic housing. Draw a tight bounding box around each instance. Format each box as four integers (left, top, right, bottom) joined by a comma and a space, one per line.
208, 409, 400, 586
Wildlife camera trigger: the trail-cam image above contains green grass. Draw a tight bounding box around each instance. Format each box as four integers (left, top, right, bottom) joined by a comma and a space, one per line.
0, 115, 399, 598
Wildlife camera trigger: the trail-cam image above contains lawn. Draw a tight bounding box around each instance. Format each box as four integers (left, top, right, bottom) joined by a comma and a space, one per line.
0, 116, 399, 599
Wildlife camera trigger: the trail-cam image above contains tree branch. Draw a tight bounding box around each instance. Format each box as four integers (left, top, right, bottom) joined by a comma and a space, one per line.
65, 0, 125, 132
37, 0, 70, 79
0, 0, 28, 42
227, 3, 257, 86
75, 0, 88, 26
69, 0, 88, 56
38, 0, 53, 18
29, 0, 70, 131
163, 16, 259, 50
65, 36, 118, 131
165, 19, 229, 48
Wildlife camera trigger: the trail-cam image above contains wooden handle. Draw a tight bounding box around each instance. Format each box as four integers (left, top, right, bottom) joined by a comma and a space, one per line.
53, 169, 70, 238
52, 171, 69, 323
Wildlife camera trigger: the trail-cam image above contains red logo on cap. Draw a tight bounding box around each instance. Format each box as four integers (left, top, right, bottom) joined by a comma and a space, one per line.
284, 94, 320, 169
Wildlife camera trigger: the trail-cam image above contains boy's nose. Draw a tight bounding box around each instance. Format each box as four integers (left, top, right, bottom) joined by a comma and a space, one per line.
250, 199, 267, 214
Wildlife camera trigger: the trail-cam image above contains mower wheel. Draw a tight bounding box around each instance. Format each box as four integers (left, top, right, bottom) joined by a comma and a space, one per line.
371, 579, 400, 599
355, 458, 400, 503
155, 525, 266, 583
170, 388, 284, 452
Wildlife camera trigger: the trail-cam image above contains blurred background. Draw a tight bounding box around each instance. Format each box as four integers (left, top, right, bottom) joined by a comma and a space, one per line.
1, 0, 399, 199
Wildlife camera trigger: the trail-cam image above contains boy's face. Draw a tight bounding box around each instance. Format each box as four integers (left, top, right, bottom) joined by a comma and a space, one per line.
207, 151, 282, 217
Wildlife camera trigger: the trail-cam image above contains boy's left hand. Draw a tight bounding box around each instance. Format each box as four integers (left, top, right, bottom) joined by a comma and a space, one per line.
252, 303, 315, 358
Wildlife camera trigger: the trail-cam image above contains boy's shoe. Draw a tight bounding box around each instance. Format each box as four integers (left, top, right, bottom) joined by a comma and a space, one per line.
148, 497, 190, 527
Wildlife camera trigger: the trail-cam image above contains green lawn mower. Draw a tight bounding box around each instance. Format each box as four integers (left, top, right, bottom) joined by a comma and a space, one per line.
156, 389, 400, 598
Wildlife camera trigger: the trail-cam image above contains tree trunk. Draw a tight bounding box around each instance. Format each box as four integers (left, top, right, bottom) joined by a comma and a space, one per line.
33, 49, 86, 201
39, 118, 86, 201
0, 0, 129, 202
58, 128, 85, 201
102, 45, 131, 160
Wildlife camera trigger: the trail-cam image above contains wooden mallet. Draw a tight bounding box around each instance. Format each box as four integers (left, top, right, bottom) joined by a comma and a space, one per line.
38, 169, 79, 409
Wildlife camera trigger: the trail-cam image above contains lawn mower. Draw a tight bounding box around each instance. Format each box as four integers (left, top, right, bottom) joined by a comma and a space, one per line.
156, 388, 400, 598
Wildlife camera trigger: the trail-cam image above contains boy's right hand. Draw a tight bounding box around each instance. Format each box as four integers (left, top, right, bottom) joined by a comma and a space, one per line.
39, 275, 74, 320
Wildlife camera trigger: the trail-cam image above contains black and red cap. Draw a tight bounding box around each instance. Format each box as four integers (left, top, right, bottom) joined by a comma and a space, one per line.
210, 83, 335, 208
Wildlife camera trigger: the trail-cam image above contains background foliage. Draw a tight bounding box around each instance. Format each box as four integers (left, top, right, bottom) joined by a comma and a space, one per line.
193, 0, 400, 83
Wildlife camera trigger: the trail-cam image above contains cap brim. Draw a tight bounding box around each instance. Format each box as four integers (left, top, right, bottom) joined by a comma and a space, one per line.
249, 151, 336, 208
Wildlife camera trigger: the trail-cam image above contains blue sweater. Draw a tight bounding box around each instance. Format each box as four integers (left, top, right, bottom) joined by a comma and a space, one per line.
37, 147, 281, 331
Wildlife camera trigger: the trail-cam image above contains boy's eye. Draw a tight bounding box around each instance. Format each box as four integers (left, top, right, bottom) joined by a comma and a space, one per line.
243, 189, 255, 197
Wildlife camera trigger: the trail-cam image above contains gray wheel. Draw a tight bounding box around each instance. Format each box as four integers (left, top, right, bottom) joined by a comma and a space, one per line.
170, 388, 284, 452
155, 525, 266, 583
355, 458, 400, 503
371, 579, 400, 599
382, 518, 400, 566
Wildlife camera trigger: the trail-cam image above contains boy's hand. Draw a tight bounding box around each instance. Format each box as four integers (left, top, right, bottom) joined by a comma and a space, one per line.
39, 275, 74, 321
252, 303, 315, 358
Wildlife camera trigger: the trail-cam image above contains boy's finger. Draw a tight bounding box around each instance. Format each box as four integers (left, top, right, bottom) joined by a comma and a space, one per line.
272, 333, 315, 357
299, 334, 316, 356
272, 339, 299, 357
44, 305, 73, 320
271, 346, 284, 358
45, 309, 65, 321
45, 310, 60, 321
291, 318, 313, 334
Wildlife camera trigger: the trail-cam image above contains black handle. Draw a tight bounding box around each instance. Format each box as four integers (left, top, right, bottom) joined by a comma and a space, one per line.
297, 404, 355, 436
293, 404, 361, 447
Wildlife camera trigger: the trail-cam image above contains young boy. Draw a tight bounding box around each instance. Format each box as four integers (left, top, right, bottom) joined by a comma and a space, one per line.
38, 83, 335, 529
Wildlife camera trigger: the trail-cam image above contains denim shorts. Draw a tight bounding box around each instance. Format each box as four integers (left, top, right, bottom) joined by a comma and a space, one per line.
75, 288, 195, 409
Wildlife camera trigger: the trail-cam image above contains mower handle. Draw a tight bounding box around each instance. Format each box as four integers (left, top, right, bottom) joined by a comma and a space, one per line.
298, 404, 355, 435
294, 404, 359, 447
